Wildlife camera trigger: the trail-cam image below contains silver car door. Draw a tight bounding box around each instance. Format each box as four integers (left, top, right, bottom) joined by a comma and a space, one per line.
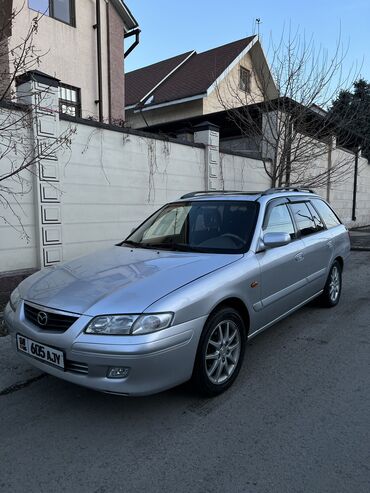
255, 201, 309, 329
288, 200, 333, 296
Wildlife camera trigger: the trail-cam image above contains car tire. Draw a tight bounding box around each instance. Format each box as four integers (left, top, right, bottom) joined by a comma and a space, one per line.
192, 307, 246, 397
319, 260, 342, 307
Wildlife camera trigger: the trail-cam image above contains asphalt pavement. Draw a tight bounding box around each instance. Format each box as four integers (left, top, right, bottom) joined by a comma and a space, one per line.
0, 252, 369, 493
350, 227, 370, 251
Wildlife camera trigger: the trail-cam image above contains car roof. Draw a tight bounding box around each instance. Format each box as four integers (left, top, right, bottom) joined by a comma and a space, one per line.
177, 188, 320, 204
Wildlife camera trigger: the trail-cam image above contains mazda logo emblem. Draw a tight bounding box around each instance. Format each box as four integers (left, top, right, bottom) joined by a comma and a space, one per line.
37, 311, 48, 326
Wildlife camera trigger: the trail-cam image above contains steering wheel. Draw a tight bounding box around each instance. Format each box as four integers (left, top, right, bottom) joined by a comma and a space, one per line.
220, 233, 245, 248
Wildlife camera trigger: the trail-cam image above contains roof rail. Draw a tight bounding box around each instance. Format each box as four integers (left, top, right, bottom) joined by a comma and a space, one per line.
180, 190, 263, 199
261, 187, 315, 195
180, 187, 315, 200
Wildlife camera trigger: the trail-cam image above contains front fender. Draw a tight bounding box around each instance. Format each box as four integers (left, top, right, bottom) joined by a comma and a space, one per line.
145, 255, 261, 332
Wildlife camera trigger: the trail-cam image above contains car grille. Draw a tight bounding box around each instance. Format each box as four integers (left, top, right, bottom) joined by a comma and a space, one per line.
65, 360, 89, 375
24, 303, 79, 332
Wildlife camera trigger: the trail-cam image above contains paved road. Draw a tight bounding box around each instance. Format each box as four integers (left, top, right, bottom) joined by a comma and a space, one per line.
350, 229, 370, 251
1, 252, 369, 493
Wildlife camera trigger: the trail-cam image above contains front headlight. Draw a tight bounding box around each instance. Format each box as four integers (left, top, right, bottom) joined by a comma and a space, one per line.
85, 313, 173, 335
132, 313, 173, 335
9, 288, 21, 312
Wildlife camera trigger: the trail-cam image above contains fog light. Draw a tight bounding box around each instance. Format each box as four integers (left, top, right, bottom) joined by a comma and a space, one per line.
107, 367, 130, 379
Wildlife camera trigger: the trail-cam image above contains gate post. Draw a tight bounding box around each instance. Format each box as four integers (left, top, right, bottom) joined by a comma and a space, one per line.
16, 71, 63, 269
194, 122, 221, 190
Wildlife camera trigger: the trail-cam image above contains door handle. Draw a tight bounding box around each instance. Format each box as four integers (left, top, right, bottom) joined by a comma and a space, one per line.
295, 252, 304, 262
327, 240, 334, 248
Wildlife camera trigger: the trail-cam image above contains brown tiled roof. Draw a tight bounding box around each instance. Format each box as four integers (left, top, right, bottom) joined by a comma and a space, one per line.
125, 36, 256, 108
125, 51, 194, 106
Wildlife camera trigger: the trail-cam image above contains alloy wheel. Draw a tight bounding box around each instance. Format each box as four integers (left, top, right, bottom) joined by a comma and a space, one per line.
329, 265, 340, 303
205, 319, 241, 385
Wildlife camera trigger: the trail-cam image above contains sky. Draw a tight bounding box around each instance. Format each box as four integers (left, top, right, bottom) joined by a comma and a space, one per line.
125, 0, 370, 89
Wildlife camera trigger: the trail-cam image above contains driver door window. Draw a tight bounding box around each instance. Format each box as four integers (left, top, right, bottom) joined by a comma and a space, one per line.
264, 204, 295, 239
257, 203, 308, 328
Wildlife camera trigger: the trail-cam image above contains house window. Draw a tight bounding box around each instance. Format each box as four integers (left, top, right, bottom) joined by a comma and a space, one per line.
239, 66, 251, 92
59, 84, 81, 117
28, 0, 75, 26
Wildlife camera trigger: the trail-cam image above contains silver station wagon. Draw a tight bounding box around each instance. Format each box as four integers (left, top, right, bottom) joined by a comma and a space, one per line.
5, 188, 350, 396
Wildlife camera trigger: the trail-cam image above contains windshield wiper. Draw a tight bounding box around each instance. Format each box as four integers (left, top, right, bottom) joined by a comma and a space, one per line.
120, 240, 140, 248
148, 242, 203, 252
121, 241, 168, 250
121, 240, 202, 252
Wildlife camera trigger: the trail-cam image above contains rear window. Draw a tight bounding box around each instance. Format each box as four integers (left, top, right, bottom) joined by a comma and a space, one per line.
311, 199, 341, 229
306, 202, 325, 232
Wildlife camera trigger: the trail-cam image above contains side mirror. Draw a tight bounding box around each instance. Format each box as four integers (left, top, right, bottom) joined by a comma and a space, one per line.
263, 232, 291, 249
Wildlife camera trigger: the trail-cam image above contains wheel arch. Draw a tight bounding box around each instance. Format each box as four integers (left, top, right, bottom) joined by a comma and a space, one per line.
334, 256, 344, 271
207, 297, 251, 337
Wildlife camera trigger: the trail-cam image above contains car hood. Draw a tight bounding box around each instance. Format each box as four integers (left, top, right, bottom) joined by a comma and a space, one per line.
20, 246, 242, 316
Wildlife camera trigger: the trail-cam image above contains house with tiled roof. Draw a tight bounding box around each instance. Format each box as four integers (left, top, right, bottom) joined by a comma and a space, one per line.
125, 36, 277, 128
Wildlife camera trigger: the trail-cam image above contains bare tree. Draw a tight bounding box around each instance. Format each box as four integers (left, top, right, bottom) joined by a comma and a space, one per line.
0, 3, 75, 239
216, 28, 362, 188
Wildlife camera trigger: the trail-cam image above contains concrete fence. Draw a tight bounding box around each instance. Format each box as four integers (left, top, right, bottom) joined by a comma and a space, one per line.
0, 71, 370, 285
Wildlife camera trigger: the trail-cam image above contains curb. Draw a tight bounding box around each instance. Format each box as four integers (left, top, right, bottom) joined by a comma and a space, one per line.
349, 225, 370, 231
351, 247, 370, 252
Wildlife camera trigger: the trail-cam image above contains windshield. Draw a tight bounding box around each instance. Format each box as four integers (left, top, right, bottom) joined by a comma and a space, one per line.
122, 200, 258, 253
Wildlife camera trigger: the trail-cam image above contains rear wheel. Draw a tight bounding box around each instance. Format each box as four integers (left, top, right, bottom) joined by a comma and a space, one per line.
319, 261, 342, 307
192, 307, 246, 396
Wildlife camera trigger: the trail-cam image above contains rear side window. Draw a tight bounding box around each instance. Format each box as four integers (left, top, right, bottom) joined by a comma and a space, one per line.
264, 204, 296, 238
310, 199, 341, 229
289, 202, 318, 237
306, 202, 325, 232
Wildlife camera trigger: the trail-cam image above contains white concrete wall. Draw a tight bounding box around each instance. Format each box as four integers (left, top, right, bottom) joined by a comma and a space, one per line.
0, 106, 37, 272
291, 140, 370, 227
220, 152, 271, 191
1, 105, 370, 275
58, 120, 206, 259
328, 150, 370, 226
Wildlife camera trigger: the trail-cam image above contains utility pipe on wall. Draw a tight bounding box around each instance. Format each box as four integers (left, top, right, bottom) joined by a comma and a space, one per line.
105, 0, 112, 124
94, 0, 104, 122
352, 147, 360, 221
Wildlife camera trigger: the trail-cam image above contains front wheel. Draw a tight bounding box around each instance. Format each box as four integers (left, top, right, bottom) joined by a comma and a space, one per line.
192, 307, 246, 396
319, 261, 342, 307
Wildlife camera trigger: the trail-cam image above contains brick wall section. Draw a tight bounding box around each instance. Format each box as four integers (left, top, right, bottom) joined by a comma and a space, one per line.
108, 3, 125, 123
0, 0, 12, 99
0, 0, 13, 38
0, 38, 10, 97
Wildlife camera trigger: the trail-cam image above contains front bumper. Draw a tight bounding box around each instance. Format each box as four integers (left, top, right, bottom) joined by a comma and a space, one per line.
4, 302, 206, 396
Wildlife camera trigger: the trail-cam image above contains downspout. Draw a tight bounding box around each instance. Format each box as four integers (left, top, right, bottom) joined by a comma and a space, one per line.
285, 116, 293, 186
326, 137, 333, 202
94, 0, 104, 122
124, 28, 140, 58
352, 147, 360, 222
106, 1, 112, 124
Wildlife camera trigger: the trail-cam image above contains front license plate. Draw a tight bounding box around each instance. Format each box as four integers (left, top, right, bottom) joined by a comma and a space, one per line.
16, 334, 65, 370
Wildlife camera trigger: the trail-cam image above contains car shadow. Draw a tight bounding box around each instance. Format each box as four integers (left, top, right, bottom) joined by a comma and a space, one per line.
12, 298, 337, 422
